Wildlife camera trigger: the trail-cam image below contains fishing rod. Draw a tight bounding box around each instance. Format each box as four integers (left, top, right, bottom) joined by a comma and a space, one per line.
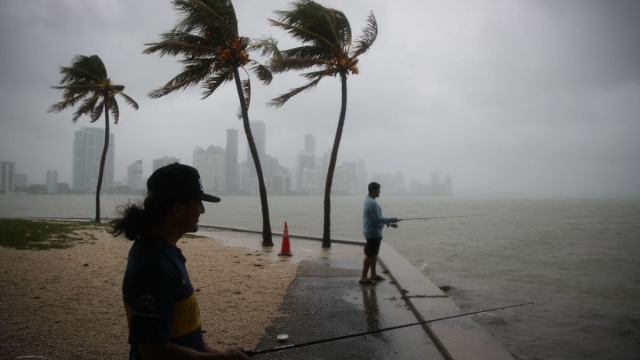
401, 215, 480, 221
243, 302, 533, 357
387, 215, 481, 228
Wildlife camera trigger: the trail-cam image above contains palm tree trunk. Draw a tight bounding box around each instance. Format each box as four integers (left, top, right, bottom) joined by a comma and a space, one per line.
95, 98, 110, 223
232, 67, 273, 246
322, 72, 348, 248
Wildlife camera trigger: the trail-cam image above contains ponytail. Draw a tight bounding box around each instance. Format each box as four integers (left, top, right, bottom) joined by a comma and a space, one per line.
109, 196, 175, 240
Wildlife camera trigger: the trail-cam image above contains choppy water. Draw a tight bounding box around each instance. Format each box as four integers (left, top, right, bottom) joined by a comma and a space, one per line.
2, 195, 639, 360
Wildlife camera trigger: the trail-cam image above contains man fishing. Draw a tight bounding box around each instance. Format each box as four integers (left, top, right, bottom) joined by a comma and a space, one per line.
360, 182, 399, 285
110, 163, 249, 360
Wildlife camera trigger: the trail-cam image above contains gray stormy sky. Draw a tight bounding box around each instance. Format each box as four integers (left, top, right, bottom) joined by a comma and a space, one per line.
1, 0, 639, 197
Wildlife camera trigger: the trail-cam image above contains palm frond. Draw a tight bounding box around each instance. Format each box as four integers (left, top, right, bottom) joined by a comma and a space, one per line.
271, 0, 349, 49
171, 0, 238, 42
248, 35, 281, 58
324, 7, 352, 52
248, 61, 273, 85
201, 69, 234, 99
270, 57, 328, 73
149, 58, 216, 98
118, 92, 140, 110
110, 98, 120, 124
59, 55, 107, 85
279, 45, 333, 60
72, 92, 101, 123
47, 92, 89, 113
91, 98, 105, 122
143, 32, 223, 58
268, 19, 335, 51
236, 77, 251, 119
268, 78, 322, 108
350, 11, 378, 59
301, 70, 328, 80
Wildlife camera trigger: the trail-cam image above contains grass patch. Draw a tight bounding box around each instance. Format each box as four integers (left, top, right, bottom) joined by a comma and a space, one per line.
0, 219, 109, 250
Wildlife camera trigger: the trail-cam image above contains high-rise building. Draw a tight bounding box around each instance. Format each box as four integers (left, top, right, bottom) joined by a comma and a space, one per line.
445, 173, 453, 195
225, 129, 238, 193
296, 151, 315, 191
304, 134, 316, 154
394, 171, 405, 194
72, 127, 114, 190
238, 164, 250, 193
342, 161, 358, 194
193, 145, 225, 192
357, 159, 367, 192
46, 170, 58, 194
246, 121, 266, 178
430, 171, 441, 187
14, 173, 27, 189
333, 165, 348, 193
127, 160, 143, 190
371, 173, 394, 193
1, 161, 15, 193
152, 156, 180, 172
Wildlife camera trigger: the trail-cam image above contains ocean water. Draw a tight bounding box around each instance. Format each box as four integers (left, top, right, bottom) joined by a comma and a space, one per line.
1, 195, 639, 360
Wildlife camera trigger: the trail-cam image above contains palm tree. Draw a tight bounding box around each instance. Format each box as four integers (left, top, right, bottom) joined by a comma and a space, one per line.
48, 55, 139, 223
143, 0, 274, 246
266, 0, 378, 247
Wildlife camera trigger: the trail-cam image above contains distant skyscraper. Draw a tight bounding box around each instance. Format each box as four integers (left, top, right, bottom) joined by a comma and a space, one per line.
357, 159, 367, 191
152, 156, 180, 172
72, 127, 114, 190
246, 121, 266, 178
394, 171, 405, 194
14, 173, 27, 189
371, 173, 394, 193
127, 160, 143, 190
238, 164, 250, 193
304, 134, 316, 154
445, 173, 453, 195
225, 129, 238, 193
342, 161, 357, 194
193, 146, 225, 192
1, 161, 15, 193
333, 165, 348, 193
46, 170, 58, 194
430, 171, 441, 187
296, 152, 315, 191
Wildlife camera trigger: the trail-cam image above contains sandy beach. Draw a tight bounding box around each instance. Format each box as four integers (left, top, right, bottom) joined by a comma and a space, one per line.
0, 230, 297, 359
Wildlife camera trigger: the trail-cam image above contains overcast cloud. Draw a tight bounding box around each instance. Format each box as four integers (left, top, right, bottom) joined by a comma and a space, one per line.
1, 0, 639, 197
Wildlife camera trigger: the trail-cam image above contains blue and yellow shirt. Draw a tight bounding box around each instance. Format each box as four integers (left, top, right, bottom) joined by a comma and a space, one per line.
123, 235, 203, 359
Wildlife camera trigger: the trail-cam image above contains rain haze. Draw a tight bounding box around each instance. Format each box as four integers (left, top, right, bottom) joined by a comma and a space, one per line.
1, 0, 639, 198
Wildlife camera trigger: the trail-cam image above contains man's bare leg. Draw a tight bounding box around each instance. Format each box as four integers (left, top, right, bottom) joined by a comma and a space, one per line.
370, 256, 378, 279
361, 256, 373, 282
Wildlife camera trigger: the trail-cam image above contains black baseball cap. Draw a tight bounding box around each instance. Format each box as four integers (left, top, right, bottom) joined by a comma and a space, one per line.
147, 163, 221, 203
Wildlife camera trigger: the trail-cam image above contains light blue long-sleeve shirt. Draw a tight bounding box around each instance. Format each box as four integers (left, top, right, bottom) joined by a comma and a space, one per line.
363, 196, 394, 238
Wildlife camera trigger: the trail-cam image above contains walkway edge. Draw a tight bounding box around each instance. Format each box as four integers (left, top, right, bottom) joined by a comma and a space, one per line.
378, 242, 515, 360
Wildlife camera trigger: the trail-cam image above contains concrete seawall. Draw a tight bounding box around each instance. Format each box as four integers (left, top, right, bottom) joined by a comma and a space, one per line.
200, 224, 515, 359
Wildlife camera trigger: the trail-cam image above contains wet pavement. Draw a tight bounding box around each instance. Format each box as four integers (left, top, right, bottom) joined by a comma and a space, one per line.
199, 227, 515, 360
251, 257, 446, 360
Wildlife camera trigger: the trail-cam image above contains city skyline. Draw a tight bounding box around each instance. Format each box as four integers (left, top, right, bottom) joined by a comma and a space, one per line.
1, 1, 639, 198
1, 126, 453, 196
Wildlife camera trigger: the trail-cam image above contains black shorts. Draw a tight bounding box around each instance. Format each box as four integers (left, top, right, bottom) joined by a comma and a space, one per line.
364, 237, 383, 257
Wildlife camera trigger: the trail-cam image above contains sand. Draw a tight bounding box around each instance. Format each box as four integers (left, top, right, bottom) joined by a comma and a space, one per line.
0, 230, 297, 359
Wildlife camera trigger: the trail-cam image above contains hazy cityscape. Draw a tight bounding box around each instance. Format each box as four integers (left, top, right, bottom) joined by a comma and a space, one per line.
0, 122, 453, 197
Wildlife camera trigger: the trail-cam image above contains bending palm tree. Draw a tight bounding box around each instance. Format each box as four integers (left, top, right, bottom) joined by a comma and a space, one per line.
144, 0, 274, 246
48, 55, 139, 223
266, 0, 378, 248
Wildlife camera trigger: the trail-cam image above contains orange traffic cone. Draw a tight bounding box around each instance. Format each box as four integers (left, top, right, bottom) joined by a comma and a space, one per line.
278, 222, 292, 256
